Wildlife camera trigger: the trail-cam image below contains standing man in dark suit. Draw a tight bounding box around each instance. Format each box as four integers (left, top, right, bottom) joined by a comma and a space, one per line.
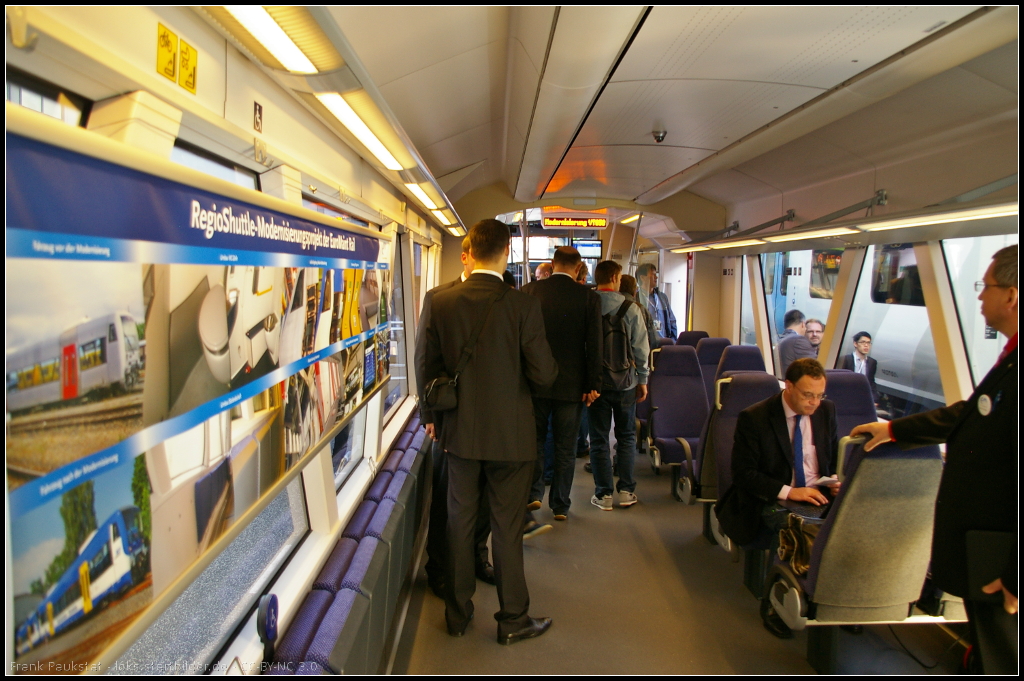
853, 244, 1017, 674
715, 357, 839, 638
838, 331, 879, 402
415, 237, 495, 596
522, 246, 602, 521
422, 219, 558, 645
776, 309, 818, 377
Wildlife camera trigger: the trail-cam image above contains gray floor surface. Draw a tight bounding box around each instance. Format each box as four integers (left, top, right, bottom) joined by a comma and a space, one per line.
392, 455, 966, 675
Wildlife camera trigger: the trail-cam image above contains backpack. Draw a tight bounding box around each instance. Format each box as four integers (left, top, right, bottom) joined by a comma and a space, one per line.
602, 300, 635, 391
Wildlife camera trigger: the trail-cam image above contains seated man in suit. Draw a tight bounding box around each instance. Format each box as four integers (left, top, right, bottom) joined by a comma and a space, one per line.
715, 358, 840, 639
776, 309, 818, 377
838, 331, 878, 402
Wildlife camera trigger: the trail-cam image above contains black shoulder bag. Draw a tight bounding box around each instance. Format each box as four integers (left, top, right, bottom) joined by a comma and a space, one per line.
423, 287, 508, 412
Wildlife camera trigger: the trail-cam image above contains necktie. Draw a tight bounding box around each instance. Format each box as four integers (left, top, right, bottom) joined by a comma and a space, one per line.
793, 414, 806, 488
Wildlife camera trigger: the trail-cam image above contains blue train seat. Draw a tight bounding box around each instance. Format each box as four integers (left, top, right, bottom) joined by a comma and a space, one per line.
824, 370, 878, 443
695, 337, 731, 407
676, 330, 709, 348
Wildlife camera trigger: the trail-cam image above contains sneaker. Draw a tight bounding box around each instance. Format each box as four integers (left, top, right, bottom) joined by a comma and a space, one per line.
527, 500, 542, 511
616, 491, 638, 507
552, 513, 568, 522
523, 520, 552, 539
591, 495, 612, 511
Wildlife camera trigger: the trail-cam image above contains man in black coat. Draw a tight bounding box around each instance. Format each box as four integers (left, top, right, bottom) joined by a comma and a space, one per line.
715, 358, 839, 638
415, 238, 495, 596
422, 219, 559, 645
776, 309, 818, 377
837, 331, 878, 402
853, 244, 1018, 674
522, 246, 602, 520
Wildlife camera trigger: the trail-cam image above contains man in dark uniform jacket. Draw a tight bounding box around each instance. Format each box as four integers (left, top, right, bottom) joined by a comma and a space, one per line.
838, 331, 879, 402
415, 238, 495, 595
716, 358, 839, 638
422, 219, 558, 645
853, 244, 1018, 674
522, 246, 602, 519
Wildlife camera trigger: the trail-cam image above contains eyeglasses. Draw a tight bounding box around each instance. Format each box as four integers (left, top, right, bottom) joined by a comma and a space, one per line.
798, 391, 827, 401
974, 281, 1013, 292
854, 339, 872, 345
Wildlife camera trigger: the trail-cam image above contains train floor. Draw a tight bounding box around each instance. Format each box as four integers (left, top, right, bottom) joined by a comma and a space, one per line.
390, 454, 966, 675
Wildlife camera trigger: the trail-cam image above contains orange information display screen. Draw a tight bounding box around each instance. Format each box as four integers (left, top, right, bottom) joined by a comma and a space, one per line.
542, 216, 608, 228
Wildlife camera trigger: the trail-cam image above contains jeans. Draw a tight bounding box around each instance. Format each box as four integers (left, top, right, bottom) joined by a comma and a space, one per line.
532, 399, 584, 514
577, 407, 590, 453
587, 388, 637, 498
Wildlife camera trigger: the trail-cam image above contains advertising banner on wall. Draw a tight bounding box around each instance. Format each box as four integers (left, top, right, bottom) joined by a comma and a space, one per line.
6, 132, 393, 671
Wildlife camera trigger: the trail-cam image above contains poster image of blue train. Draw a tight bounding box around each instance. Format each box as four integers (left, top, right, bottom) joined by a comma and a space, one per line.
5, 259, 146, 490
11, 452, 153, 667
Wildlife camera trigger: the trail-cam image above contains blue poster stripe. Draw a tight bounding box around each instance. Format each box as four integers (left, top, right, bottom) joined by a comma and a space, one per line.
8, 322, 393, 517
6, 228, 385, 270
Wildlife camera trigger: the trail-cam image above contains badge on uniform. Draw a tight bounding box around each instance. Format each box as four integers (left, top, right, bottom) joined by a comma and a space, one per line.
977, 394, 992, 416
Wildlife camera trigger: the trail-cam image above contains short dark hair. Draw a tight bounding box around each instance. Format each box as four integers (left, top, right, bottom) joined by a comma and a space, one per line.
991, 244, 1017, 287
552, 246, 582, 269
594, 260, 622, 285
852, 331, 872, 342
784, 309, 806, 328
635, 263, 656, 278
469, 219, 510, 262
461, 236, 471, 254
786, 357, 826, 384
619, 274, 638, 296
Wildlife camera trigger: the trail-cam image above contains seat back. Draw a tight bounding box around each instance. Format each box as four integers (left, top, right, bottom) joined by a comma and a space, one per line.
804, 441, 942, 622
657, 336, 675, 347
695, 338, 731, 407
714, 345, 766, 383
649, 346, 708, 442
825, 370, 877, 442
676, 330, 709, 348
703, 372, 780, 500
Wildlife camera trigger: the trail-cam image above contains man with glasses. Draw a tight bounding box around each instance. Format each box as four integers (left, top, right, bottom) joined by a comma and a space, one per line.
715, 357, 840, 639
838, 331, 878, 402
805, 318, 825, 357
852, 245, 1017, 674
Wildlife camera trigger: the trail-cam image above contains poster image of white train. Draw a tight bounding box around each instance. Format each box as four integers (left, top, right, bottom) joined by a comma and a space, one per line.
11, 453, 153, 667
5, 259, 146, 488
141, 264, 286, 425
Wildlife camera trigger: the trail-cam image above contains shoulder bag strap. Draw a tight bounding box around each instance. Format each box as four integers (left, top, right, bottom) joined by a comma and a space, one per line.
452, 287, 509, 382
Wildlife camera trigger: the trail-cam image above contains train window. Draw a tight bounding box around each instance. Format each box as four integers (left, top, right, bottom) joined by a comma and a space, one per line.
841, 244, 943, 419
6, 67, 88, 126
114, 476, 309, 672
412, 242, 424, 327
809, 249, 843, 299
383, 237, 408, 418
170, 141, 259, 190
871, 244, 924, 306
941, 233, 1019, 386
761, 249, 834, 340
333, 410, 367, 489
739, 256, 758, 346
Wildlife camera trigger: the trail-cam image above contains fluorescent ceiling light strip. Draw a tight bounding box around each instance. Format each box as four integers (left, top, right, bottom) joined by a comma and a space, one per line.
448, 227, 462, 237
404, 183, 437, 210
431, 210, 452, 226
671, 246, 710, 253
224, 6, 317, 74
763, 227, 861, 243
863, 206, 1018, 232
709, 239, 765, 249
315, 93, 403, 171
621, 214, 640, 224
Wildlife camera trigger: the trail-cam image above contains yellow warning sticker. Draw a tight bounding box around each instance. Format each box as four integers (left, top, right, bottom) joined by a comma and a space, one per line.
157, 23, 177, 82
178, 39, 197, 94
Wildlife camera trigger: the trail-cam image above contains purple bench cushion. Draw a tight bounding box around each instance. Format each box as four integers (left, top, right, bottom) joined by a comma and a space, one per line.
274, 590, 333, 667
313, 537, 359, 593
342, 500, 378, 541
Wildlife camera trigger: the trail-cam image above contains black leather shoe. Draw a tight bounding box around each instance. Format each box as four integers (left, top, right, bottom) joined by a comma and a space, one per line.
475, 561, 496, 585
447, 612, 473, 637
498, 617, 551, 645
760, 599, 794, 640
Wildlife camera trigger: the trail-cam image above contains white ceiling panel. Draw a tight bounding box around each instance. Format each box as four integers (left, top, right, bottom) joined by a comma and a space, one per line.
545, 145, 712, 200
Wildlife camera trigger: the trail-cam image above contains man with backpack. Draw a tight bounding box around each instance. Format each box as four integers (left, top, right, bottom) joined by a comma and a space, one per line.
588, 260, 650, 510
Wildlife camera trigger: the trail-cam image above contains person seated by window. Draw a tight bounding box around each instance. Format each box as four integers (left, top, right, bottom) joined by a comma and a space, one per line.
715, 358, 840, 639
805, 318, 825, 358
838, 331, 878, 403
777, 309, 818, 377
